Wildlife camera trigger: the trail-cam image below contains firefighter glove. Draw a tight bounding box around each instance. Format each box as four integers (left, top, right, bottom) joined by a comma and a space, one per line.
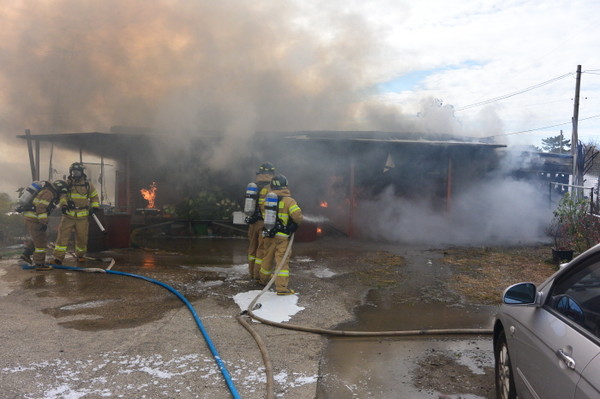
288, 221, 299, 233
61, 206, 68, 214
67, 200, 76, 210
91, 207, 99, 214
40, 224, 48, 232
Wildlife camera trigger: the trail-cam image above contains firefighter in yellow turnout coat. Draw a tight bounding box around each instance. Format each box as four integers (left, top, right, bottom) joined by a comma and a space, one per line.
21, 180, 69, 270
53, 163, 100, 263
246, 162, 276, 281
259, 174, 303, 295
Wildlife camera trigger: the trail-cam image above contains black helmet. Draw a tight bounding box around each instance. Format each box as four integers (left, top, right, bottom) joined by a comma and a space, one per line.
270, 174, 288, 190
257, 162, 275, 175
69, 162, 86, 178
52, 180, 69, 194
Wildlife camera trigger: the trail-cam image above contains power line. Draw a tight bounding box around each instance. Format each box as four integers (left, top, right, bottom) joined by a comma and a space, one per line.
484, 114, 600, 139
455, 73, 572, 111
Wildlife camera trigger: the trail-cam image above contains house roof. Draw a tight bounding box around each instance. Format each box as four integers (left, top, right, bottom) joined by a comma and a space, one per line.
17, 129, 507, 161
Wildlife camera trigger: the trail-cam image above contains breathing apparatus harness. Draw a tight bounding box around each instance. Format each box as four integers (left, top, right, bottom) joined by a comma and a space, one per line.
244, 180, 271, 224
15, 181, 59, 213
262, 192, 298, 238
65, 178, 91, 212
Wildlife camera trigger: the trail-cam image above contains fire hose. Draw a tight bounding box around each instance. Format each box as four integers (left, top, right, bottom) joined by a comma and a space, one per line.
40, 237, 492, 399
238, 233, 493, 399
49, 263, 243, 399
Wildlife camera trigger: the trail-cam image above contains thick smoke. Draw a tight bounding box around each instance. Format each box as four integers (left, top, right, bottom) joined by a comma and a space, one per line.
0, 1, 505, 180
355, 153, 554, 246
1, 1, 386, 166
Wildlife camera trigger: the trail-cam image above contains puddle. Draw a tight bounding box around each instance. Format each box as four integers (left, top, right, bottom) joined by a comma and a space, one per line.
24, 238, 250, 331
318, 259, 497, 398
338, 301, 496, 332
318, 337, 493, 399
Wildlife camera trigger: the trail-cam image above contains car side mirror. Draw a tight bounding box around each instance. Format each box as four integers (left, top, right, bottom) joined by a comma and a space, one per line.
503, 282, 537, 304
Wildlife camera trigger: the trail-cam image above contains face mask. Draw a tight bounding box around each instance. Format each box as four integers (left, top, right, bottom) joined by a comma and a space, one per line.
72, 170, 83, 178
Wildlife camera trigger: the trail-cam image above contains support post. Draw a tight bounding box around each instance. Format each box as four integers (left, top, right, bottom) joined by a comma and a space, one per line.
348, 158, 355, 238
35, 140, 40, 181
49, 143, 54, 181
446, 156, 453, 212
25, 129, 37, 181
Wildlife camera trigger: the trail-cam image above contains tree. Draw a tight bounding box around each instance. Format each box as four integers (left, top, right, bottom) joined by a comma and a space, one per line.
541, 134, 571, 153
0, 192, 14, 214
0, 192, 25, 244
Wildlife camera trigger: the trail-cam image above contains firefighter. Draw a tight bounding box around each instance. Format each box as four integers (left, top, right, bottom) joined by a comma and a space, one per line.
20, 180, 69, 270
246, 162, 276, 281
259, 174, 303, 295
52, 162, 100, 264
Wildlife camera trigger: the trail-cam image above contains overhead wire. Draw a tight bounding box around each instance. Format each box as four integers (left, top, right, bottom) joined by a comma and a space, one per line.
454, 72, 572, 111
450, 68, 600, 139
484, 114, 600, 139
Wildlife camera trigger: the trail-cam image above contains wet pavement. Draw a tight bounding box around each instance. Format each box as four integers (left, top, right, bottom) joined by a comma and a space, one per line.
0, 237, 496, 398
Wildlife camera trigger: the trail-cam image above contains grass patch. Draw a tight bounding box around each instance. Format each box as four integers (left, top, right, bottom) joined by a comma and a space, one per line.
441, 245, 558, 304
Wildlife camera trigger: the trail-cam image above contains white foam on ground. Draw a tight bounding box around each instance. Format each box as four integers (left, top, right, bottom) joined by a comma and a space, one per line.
312, 267, 336, 278
233, 290, 304, 323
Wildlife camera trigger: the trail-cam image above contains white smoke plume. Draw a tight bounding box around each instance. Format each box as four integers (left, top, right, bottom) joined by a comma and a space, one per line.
0, 1, 506, 184
355, 149, 554, 246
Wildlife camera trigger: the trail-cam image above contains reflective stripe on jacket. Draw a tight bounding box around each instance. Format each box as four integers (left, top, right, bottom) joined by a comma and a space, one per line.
23, 187, 56, 223
59, 179, 99, 219
271, 188, 303, 238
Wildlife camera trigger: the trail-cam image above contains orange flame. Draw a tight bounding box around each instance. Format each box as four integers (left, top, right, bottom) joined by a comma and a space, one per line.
320, 201, 328, 208
316, 227, 322, 234
140, 182, 157, 208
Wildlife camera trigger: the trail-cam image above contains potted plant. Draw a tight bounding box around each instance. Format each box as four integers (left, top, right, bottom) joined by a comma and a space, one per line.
547, 218, 575, 263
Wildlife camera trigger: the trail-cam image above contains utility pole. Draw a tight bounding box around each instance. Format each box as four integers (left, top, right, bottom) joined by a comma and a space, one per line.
571, 65, 582, 193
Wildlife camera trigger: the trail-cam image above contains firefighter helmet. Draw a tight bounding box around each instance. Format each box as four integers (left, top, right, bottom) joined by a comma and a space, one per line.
52, 180, 69, 194
257, 162, 275, 175
69, 162, 86, 178
270, 174, 288, 190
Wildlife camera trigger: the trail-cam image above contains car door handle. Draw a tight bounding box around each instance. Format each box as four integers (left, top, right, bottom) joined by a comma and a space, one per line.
556, 349, 576, 370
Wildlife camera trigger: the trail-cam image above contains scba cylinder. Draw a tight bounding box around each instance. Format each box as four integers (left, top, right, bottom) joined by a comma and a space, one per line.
244, 182, 258, 216
263, 192, 278, 231
18, 181, 43, 207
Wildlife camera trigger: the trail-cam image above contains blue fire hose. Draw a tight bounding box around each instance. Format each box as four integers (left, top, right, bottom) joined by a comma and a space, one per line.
50, 264, 242, 399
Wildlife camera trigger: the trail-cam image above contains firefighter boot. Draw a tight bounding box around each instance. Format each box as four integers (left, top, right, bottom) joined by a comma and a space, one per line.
20, 254, 33, 264
276, 289, 296, 296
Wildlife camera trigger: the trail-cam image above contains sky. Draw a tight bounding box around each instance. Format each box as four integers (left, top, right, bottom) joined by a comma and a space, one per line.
1, 0, 600, 197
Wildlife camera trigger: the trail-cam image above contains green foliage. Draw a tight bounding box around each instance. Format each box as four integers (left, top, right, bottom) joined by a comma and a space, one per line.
548, 193, 600, 253
0, 192, 14, 214
541, 134, 571, 153
174, 189, 240, 220
0, 192, 26, 245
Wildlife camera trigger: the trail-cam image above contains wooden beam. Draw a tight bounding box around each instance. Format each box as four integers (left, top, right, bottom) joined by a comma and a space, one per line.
24, 129, 37, 180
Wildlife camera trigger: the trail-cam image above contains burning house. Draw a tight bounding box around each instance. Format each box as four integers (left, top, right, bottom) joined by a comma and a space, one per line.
18, 127, 572, 246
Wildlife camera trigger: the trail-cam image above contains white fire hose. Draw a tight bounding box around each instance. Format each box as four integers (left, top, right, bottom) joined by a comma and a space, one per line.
92, 213, 107, 234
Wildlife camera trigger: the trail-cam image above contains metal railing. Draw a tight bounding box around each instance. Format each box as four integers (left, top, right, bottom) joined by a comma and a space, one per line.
549, 182, 596, 214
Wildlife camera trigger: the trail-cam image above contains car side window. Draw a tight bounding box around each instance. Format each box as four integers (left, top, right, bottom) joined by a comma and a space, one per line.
548, 259, 600, 339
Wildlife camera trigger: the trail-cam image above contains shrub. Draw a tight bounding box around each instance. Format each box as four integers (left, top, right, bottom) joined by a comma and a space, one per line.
549, 193, 600, 253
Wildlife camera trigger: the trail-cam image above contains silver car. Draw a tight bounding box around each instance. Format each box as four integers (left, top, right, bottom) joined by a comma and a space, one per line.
494, 244, 600, 399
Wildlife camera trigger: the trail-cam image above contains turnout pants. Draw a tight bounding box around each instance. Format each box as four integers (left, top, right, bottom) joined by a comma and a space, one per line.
247, 220, 265, 280
53, 215, 89, 261
260, 236, 292, 292
25, 219, 48, 264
